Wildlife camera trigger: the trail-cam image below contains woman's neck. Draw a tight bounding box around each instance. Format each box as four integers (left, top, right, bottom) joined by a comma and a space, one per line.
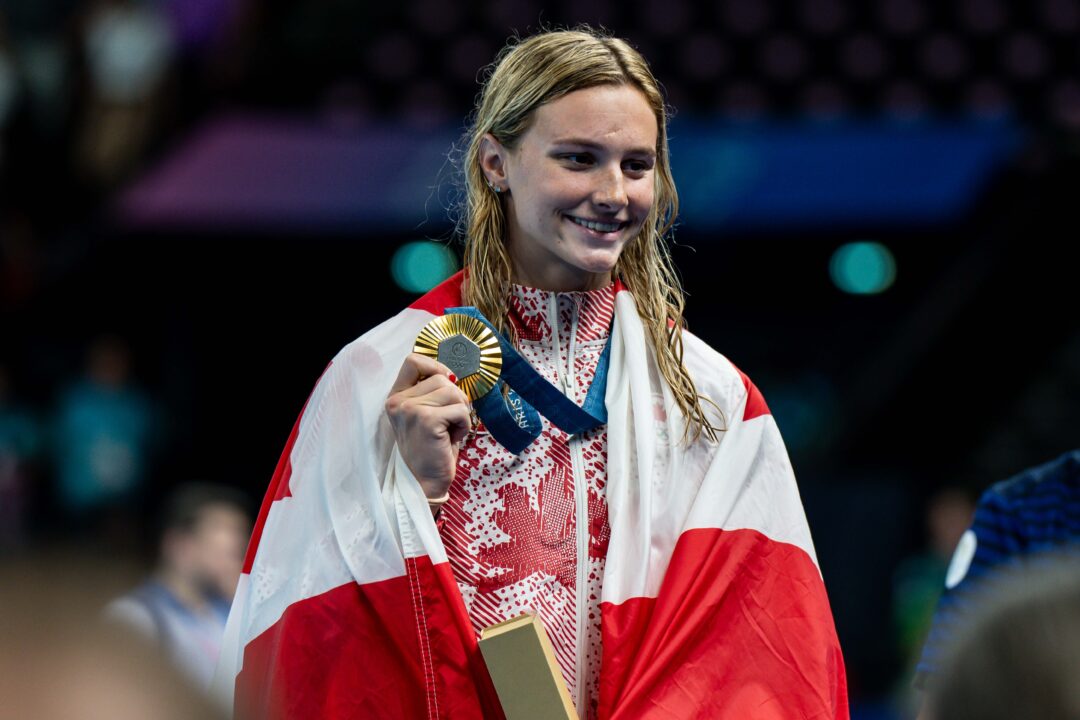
509, 258, 611, 293
505, 229, 613, 291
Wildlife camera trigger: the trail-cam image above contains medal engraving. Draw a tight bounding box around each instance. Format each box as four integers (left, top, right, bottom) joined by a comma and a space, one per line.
414, 314, 502, 400
437, 334, 481, 380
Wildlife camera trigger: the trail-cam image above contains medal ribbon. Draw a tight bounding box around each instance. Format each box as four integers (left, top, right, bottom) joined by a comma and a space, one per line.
446, 306, 611, 455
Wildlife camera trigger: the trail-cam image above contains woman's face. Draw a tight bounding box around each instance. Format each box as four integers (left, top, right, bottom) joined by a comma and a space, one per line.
483, 84, 658, 291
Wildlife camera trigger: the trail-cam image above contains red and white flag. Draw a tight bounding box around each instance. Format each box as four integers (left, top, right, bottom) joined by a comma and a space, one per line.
213, 272, 848, 719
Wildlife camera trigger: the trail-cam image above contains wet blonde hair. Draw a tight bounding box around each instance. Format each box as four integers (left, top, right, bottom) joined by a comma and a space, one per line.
460, 27, 721, 442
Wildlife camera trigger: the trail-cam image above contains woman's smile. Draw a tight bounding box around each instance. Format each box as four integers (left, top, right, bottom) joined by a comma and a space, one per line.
563, 213, 632, 239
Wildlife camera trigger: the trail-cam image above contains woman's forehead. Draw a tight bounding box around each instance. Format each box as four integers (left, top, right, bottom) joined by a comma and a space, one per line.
526, 85, 658, 151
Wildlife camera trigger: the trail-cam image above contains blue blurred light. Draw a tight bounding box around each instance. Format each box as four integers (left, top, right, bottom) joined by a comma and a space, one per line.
829, 242, 897, 294
391, 241, 458, 293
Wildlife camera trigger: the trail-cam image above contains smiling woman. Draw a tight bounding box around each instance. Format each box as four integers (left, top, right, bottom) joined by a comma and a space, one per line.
459, 30, 715, 448
478, 84, 657, 292
215, 27, 849, 720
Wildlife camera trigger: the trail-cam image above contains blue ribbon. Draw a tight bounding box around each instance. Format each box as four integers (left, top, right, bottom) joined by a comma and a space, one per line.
446, 306, 611, 455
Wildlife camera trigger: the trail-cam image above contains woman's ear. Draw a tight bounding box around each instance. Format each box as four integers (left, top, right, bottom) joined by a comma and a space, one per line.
478, 133, 510, 192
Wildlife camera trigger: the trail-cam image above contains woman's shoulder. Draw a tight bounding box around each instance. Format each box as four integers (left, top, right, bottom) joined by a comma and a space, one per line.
329, 310, 429, 382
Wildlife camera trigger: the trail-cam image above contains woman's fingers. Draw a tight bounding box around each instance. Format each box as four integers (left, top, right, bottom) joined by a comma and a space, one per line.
389, 353, 455, 395
385, 380, 468, 425
430, 403, 473, 446
384, 352, 473, 495
392, 373, 468, 405
388, 386, 473, 432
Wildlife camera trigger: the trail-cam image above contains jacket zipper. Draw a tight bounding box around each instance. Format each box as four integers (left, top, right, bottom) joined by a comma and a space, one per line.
549, 293, 589, 718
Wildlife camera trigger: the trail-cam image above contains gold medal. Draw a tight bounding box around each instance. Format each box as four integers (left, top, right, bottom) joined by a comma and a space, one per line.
413, 314, 502, 400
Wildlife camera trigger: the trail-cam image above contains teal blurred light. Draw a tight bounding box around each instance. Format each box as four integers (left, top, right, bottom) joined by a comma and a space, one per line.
829, 242, 896, 295
391, 241, 458, 293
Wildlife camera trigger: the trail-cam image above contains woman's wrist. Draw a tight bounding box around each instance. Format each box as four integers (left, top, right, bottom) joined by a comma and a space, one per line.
425, 489, 450, 505
426, 488, 450, 517
423, 482, 451, 515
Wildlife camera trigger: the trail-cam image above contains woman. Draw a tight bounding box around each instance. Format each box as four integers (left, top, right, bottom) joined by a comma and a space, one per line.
215, 28, 848, 720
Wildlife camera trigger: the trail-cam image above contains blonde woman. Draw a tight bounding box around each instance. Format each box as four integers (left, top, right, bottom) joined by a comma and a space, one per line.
215, 28, 848, 720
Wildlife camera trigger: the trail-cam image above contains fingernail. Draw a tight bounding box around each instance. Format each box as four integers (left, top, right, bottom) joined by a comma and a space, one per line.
448, 372, 457, 384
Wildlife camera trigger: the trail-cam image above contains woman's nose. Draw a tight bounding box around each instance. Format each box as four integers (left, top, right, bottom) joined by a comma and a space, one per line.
593, 166, 628, 210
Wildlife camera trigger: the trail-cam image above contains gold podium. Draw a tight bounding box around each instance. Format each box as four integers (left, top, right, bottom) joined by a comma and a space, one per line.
478, 613, 578, 720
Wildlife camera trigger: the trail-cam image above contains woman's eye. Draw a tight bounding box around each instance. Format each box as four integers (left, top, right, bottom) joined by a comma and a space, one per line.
625, 160, 650, 173
561, 153, 594, 166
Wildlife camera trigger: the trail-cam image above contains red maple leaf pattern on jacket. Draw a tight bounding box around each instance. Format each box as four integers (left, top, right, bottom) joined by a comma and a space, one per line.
475, 443, 576, 592
438, 283, 614, 718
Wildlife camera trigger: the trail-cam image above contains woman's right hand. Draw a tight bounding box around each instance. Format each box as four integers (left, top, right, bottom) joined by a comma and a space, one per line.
384, 353, 473, 500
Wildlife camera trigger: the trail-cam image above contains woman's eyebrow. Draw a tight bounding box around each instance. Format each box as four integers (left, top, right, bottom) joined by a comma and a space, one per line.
550, 137, 656, 158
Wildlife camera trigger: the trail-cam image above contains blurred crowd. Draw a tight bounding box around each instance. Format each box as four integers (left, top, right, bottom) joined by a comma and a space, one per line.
0, 481, 249, 719
0, 335, 159, 549
1, 333, 252, 706
0, 4, 256, 712
0, 0, 256, 547
0, 0, 252, 327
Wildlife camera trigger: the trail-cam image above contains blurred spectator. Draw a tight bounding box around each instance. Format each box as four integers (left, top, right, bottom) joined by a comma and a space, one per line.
0, 361, 43, 551
52, 334, 158, 532
924, 559, 1080, 720
0, 16, 19, 167
11, 14, 70, 139
105, 482, 251, 690
76, 0, 175, 188
891, 486, 975, 701
915, 449, 1080, 696
0, 549, 227, 720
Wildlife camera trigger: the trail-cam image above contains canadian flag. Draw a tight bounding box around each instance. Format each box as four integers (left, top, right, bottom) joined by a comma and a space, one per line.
213, 272, 848, 719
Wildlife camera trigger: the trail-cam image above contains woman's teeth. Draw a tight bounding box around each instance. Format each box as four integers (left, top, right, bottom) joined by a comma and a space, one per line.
568, 216, 622, 233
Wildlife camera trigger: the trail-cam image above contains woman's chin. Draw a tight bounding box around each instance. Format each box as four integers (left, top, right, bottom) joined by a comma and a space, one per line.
577, 253, 622, 275
569, 258, 621, 288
